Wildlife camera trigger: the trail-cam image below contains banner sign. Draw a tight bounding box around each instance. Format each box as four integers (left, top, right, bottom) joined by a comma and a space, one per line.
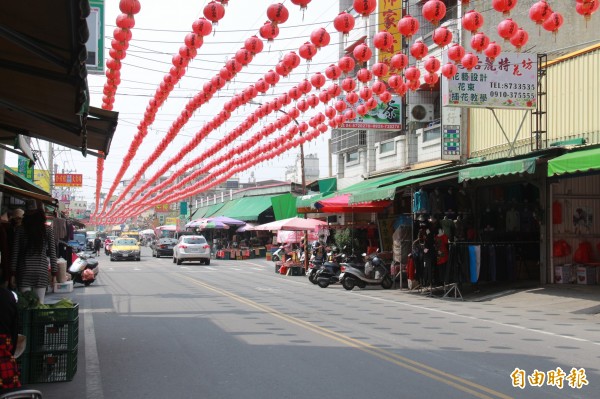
377, 0, 402, 81
86, 1, 105, 74
339, 97, 402, 130
17, 156, 34, 181
154, 204, 170, 212
442, 52, 537, 110
54, 173, 83, 187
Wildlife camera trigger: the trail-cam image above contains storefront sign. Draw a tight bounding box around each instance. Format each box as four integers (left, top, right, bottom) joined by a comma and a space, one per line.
339, 97, 402, 130
86, 1, 105, 74
441, 106, 462, 161
54, 173, 83, 187
17, 156, 34, 181
154, 204, 170, 213
443, 52, 537, 110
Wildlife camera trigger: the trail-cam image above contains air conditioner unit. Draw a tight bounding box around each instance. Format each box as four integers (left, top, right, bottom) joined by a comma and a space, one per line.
408, 104, 434, 122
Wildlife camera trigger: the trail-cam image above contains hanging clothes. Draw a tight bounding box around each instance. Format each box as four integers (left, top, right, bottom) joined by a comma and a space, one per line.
468, 245, 481, 283
429, 189, 444, 215
506, 208, 520, 232
552, 200, 562, 225
413, 189, 430, 214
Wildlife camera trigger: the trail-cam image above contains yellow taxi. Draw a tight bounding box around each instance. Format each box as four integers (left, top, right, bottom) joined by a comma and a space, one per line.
109, 237, 141, 261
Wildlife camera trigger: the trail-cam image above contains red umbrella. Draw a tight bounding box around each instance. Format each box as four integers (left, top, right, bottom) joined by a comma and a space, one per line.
314, 193, 392, 213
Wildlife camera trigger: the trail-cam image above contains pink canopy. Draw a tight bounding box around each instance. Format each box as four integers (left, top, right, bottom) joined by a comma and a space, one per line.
253, 217, 328, 231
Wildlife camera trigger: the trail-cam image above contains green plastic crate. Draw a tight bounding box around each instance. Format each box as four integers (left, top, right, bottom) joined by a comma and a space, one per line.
29, 318, 79, 352
31, 304, 79, 324
28, 347, 78, 383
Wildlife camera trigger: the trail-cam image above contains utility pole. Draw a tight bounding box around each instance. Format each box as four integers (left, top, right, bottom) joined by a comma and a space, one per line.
48, 142, 54, 196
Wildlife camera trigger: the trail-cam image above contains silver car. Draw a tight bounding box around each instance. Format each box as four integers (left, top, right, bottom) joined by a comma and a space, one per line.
173, 235, 211, 265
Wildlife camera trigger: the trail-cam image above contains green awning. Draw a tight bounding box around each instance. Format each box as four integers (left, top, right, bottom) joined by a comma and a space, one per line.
350, 171, 457, 204
296, 192, 335, 212
548, 147, 600, 177
549, 138, 586, 147
271, 193, 298, 220
459, 156, 539, 183
201, 202, 226, 218
213, 196, 274, 221
338, 165, 446, 195
317, 177, 337, 193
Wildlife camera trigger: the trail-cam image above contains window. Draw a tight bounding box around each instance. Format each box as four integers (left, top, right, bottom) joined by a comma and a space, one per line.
346, 151, 359, 163
331, 129, 367, 153
379, 140, 395, 154
423, 124, 441, 142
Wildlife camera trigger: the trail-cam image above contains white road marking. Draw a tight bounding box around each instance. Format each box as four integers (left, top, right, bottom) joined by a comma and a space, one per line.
84, 305, 104, 399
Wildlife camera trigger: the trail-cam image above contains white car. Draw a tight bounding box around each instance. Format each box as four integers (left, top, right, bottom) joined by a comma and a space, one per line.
173, 235, 211, 265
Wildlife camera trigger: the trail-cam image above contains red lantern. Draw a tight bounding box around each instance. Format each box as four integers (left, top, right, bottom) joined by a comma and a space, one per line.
259, 21, 279, 42
280, 93, 292, 106
291, 0, 311, 10
287, 107, 299, 119
397, 15, 419, 39
192, 18, 213, 36
203, 1, 225, 25
432, 27, 453, 48
462, 9, 484, 33
265, 69, 280, 85
185, 33, 203, 50
111, 39, 128, 51
297, 99, 309, 113
356, 68, 373, 83
333, 11, 355, 35
424, 72, 439, 87
390, 53, 409, 70
116, 13, 135, 29
529, 1, 552, 25
325, 106, 336, 119
346, 91, 359, 104
470, 32, 490, 53
338, 56, 356, 74
373, 31, 394, 52
576, 1, 600, 22
372, 62, 389, 78
299, 41, 318, 61
244, 35, 264, 54
310, 72, 326, 89
113, 27, 132, 42
461, 52, 479, 71
344, 109, 356, 120
371, 81, 386, 95
325, 64, 342, 80
283, 51, 301, 69
319, 90, 332, 104
172, 54, 189, 68
327, 84, 342, 97
225, 59, 242, 74
276, 62, 290, 77
307, 94, 319, 108
407, 79, 421, 91
441, 62, 458, 79
404, 66, 420, 82
310, 27, 331, 48
388, 74, 402, 89
366, 97, 378, 110
395, 81, 408, 96
235, 48, 253, 65
542, 12, 564, 34
109, 48, 126, 60
335, 100, 347, 113
353, 43, 373, 63
120, 0, 141, 14
179, 45, 197, 59
298, 79, 313, 94
410, 40, 428, 61
356, 104, 368, 116
353, 0, 376, 17
510, 28, 529, 52
497, 18, 519, 41
379, 91, 392, 103
288, 86, 301, 100
267, 3, 289, 25
106, 58, 121, 70
255, 79, 270, 93
484, 42, 502, 61
447, 43, 466, 63
492, 0, 517, 16
341, 77, 357, 92
424, 57, 441, 73
422, 0, 446, 26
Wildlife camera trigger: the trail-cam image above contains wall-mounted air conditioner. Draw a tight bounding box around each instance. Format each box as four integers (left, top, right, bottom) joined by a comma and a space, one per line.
408, 104, 434, 123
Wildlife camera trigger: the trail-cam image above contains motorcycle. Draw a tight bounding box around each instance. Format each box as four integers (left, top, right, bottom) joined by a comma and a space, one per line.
306, 255, 323, 284
69, 251, 100, 286
315, 248, 344, 288
104, 239, 113, 255
338, 250, 393, 291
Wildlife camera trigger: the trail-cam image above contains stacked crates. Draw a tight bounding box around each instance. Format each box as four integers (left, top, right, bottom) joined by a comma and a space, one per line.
17, 304, 79, 383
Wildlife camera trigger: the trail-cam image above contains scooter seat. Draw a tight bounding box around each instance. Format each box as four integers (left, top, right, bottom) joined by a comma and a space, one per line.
86, 259, 99, 267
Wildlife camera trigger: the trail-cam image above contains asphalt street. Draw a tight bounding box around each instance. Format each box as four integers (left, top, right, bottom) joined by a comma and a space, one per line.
25, 247, 600, 399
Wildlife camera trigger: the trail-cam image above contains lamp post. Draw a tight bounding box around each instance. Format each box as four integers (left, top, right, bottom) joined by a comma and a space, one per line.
248, 101, 309, 270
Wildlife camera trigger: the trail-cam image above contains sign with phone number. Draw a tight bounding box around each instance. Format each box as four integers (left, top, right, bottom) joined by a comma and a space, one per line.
442, 52, 537, 110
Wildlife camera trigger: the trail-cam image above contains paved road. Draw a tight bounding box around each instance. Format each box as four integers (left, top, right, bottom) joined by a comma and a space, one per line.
28, 248, 600, 398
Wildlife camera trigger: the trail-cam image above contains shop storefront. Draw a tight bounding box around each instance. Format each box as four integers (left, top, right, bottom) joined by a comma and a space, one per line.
548, 147, 600, 287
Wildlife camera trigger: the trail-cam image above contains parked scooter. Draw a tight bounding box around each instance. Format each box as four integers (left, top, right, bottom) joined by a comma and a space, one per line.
315, 247, 344, 288
69, 251, 100, 286
104, 239, 113, 255
307, 254, 323, 284
338, 249, 393, 290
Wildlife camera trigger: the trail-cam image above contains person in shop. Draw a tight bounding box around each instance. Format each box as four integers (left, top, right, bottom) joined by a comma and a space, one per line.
9, 208, 58, 305
0, 209, 24, 288
0, 287, 21, 389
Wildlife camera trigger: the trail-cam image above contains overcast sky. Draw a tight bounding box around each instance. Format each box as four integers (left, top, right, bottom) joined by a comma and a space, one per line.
7, 0, 344, 204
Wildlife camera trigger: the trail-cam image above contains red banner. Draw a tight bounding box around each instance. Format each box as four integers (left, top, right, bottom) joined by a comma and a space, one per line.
54, 173, 83, 187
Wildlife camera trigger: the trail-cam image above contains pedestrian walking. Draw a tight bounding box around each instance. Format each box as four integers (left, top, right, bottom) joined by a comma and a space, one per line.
94, 237, 102, 256
9, 208, 58, 305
